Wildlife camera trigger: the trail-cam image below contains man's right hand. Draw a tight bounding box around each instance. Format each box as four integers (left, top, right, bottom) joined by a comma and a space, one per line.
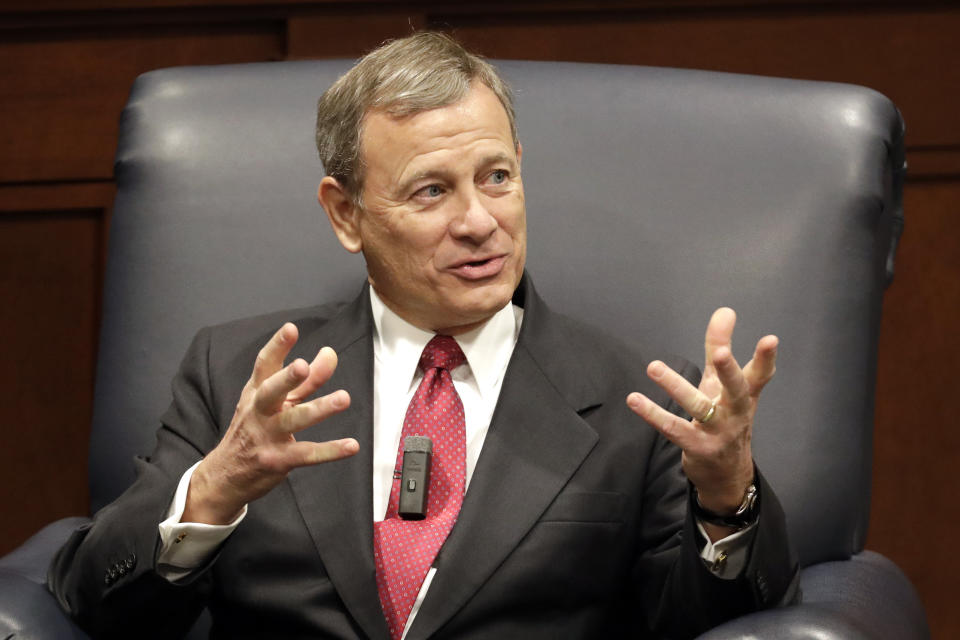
182, 322, 359, 525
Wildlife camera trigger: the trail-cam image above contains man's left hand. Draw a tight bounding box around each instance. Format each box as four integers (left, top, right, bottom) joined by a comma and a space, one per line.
626, 308, 778, 537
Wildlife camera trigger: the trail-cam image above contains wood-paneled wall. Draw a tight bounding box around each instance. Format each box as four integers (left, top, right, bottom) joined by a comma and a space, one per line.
2, 1, 957, 637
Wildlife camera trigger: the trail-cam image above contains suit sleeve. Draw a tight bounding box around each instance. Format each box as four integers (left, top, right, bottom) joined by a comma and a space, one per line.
47, 327, 228, 639
631, 358, 801, 639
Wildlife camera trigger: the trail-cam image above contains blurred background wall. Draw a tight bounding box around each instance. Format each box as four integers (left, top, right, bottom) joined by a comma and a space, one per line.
1, 1, 957, 636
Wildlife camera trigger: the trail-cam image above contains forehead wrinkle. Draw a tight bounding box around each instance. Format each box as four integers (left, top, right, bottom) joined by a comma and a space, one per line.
403, 136, 517, 175
479, 151, 517, 169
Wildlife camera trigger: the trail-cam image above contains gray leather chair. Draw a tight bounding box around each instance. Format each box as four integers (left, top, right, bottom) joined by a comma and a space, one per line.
0, 59, 927, 639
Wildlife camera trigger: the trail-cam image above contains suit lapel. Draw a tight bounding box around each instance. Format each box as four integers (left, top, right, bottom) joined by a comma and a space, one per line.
407, 277, 602, 639
284, 285, 392, 640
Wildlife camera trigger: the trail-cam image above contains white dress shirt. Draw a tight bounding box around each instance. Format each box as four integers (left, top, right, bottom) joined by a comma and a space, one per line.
157, 288, 753, 635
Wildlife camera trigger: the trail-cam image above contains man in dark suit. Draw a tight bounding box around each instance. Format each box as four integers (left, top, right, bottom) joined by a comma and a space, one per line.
49, 32, 799, 639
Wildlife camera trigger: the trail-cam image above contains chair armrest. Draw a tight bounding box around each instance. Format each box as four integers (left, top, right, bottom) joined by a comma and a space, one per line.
0, 517, 90, 583
0, 518, 91, 639
698, 551, 929, 640
0, 517, 214, 640
0, 570, 90, 640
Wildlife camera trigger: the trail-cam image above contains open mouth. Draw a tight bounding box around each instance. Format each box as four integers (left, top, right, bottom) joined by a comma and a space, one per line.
450, 255, 507, 280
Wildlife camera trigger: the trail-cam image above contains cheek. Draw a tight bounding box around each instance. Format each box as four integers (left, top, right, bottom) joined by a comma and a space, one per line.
495, 195, 526, 237
375, 220, 449, 273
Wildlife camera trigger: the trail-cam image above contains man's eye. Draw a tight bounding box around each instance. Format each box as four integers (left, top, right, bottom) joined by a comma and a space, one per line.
416, 184, 444, 198
489, 170, 508, 184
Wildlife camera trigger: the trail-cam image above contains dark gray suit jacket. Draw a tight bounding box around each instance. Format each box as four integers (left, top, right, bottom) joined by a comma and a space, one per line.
49, 275, 799, 639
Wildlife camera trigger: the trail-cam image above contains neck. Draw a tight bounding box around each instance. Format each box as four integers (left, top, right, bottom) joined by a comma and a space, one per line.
434, 317, 492, 336
370, 287, 500, 337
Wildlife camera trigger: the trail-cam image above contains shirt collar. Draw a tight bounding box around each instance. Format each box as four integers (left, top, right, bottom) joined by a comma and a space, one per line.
369, 287, 520, 400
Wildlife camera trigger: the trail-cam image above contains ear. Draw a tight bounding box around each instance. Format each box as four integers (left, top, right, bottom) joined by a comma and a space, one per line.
318, 177, 363, 254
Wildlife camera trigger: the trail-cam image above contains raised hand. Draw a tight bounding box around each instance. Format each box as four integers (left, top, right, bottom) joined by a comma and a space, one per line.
626, 308, 778, 533
183, 322, 359, 524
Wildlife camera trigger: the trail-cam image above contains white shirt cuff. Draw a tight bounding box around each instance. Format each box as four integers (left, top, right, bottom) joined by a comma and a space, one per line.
156, 460, 247, 582
696, 519, 757, 580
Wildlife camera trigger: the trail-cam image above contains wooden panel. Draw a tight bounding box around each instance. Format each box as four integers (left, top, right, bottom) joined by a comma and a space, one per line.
907, 147, 960, 180
869, 178, 960, 638
287, 12, 426, 59
441, 5, 960, 149
0, 0, 929, 15
0, 209, 105, 555
0, 23, 284, 183
0, 181, 116, 213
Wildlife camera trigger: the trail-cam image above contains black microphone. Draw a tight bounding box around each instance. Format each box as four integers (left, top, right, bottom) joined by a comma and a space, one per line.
398, 436, 432, 520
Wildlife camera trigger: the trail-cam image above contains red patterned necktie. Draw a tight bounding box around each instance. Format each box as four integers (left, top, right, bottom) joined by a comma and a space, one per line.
374, 335, 467, 639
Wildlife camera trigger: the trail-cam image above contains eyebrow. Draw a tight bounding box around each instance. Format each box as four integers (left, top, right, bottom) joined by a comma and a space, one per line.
396, 168, 454, 197
479, 152, 516, 169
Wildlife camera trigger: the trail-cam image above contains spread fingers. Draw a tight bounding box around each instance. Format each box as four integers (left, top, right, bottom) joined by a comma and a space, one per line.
289, 438, 360, 467
255, 358, 310, 416
251, 323, 299, 386
288, 347, 339, 404
646, 360, 717, 424
627, 392, 698, 450
274, 390, 351, 434
711, 346, 751, 412
258, 438, 360, 472
743, 335, 779, 395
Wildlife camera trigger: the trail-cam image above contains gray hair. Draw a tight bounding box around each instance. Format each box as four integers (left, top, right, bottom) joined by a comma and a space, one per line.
315, 32, 517, 203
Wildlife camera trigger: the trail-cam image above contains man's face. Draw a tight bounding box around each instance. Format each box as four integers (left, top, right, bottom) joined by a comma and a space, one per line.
350, 81, 526, 334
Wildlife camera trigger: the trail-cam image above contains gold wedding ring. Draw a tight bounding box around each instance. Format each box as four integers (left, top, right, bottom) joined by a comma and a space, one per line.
699, 400, 717, 424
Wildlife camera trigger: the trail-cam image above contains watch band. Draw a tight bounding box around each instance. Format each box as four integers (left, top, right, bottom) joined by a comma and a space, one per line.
692, 483, 759, 529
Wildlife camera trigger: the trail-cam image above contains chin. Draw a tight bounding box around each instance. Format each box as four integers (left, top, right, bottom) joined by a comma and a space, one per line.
430, 268, 523, 330
450, 289, 514, 324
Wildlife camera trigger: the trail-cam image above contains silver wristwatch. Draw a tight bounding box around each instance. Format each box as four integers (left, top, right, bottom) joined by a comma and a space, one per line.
692, 483, 759, 529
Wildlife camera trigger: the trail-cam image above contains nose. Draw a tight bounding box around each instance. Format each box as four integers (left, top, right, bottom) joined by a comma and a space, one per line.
450, 188, 498, 244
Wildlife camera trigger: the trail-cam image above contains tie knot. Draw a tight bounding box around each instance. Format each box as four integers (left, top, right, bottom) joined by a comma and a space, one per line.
420, 335, 466, 372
